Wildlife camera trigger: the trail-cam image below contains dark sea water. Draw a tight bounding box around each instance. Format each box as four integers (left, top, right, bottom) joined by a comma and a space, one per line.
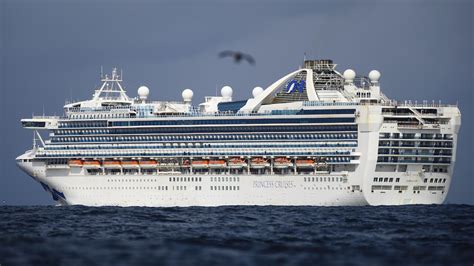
0, 205, 473, 266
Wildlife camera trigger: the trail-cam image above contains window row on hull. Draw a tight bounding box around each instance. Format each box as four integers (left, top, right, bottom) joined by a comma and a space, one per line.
44, 142, 358, 151
58, 117, 356, 128
377, 158, 451, 164
53, 127, 357, 137
51, 132, 358, 144
62, 110, 357, 124
378, 153, 452, 157
52, 132, 360, 142
378, 147, 452, 156
112, 117, 356, 127
379, 133, 453, 140
36, 149, 356, 158
58, 121, 108, 128
53, 125, 358, 135
378, 141, 453, 148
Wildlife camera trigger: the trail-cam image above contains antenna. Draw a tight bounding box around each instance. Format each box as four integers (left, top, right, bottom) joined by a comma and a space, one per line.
100, 66, 104, 79
33, 130, 36, 149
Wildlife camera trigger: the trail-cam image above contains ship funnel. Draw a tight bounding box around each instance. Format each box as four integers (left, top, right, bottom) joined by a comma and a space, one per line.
303, 59, 335, 71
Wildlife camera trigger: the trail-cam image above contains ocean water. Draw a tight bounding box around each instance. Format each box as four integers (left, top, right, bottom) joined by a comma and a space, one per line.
0, 205, 473, 266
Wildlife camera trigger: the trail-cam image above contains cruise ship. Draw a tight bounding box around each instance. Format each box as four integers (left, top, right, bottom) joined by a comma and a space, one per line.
16, 60, 461, 206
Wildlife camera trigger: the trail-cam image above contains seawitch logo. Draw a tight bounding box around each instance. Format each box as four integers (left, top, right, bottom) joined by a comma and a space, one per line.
285, 79, 305, 93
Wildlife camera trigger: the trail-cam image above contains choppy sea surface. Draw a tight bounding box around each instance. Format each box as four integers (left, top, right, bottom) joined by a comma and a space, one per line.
0, 205, 473, 266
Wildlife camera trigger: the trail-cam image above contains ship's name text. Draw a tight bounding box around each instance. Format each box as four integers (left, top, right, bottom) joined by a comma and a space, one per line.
253, 181, 294, 189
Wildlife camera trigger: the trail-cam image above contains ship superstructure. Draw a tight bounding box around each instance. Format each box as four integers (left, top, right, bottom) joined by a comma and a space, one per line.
16, 60, 461, 206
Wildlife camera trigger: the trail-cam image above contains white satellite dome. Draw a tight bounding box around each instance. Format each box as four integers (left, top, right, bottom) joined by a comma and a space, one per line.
369, 70, 381, 83
221, 86, 233, 99
182, 89, 194, 103
252, 86, 264, 98
137, 86, 149, 100
343, 69, 356, 83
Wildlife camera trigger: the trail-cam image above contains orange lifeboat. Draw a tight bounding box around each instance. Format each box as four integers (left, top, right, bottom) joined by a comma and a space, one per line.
273, 157, 293, 168
228, 157, 247, 168
139, 160, 158, 168
295, 159, 315, 168
250, 157, 269, 169
68, 159, 83, 167
82, 160, 101, 168
121, 160, 139, 168
103, 160, 121, 168
209, 159, 227, 168
192, 159, 209, 169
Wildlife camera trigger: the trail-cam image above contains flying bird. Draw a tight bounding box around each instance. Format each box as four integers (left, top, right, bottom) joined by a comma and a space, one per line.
219, 51, 255, 65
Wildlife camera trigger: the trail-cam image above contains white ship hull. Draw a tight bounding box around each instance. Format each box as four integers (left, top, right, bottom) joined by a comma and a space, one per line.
43, 174, 366, 207
17, 160, 451, 206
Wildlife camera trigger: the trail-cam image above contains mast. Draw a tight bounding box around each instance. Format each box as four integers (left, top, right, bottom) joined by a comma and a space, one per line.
92, 67, 130, 102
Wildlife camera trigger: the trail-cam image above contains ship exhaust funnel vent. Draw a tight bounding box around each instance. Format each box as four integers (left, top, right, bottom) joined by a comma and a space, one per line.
303, 59, 335, 72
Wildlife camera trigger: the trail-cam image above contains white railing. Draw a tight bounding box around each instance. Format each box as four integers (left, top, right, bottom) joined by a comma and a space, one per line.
32, 115, 60, 119
303, 100, 457, 108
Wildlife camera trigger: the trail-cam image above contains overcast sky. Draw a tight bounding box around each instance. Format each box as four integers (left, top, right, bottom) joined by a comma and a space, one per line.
1, 0, 472, 205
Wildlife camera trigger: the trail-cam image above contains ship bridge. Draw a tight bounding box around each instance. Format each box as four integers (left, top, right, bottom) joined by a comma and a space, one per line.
64, 68, 132, 111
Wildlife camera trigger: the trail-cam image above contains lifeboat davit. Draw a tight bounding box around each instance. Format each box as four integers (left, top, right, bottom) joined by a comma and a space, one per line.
82, 160, 101, 168
159, 160, 178, 167
273, 157, 293, 168
250, 157, 269, 169
68, 159, 83, 167
103, 160, 121, 168
139, 160, 158, 168
192, 159, 209, 169
295, 159, 315, 168
209, 159, 227, 168
228, 157, 247, 169
121, 160, 139, 168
